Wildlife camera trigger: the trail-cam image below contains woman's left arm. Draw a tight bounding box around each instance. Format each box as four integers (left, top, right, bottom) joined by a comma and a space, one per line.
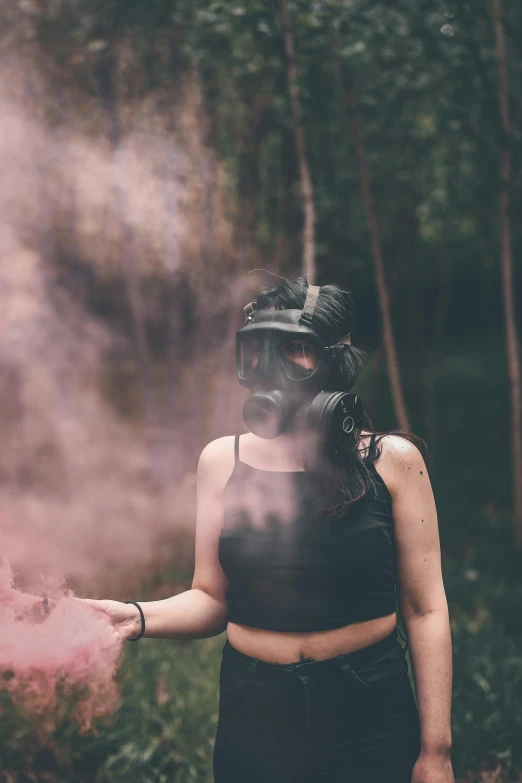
382, 435, 454, 783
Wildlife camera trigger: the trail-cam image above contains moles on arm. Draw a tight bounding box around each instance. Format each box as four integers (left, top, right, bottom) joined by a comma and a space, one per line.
378, 434, 453, 759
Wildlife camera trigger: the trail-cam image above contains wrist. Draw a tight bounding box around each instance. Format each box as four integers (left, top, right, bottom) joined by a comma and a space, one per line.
125, 601, 145, 641
420, 741, 452, 759
132, 606, 143, 637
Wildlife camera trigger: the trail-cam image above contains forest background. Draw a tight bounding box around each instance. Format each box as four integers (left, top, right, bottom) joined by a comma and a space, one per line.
1, 0, 521, 781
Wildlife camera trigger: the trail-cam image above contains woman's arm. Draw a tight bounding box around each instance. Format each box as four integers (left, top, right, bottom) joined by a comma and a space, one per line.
134, 436, 234, 640
126, 588, 228, 641
82, 437, 235, 642
382, 435, 453, 759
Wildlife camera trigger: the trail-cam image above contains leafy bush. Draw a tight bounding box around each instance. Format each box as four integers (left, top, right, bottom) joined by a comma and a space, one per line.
0, 635, 224, 783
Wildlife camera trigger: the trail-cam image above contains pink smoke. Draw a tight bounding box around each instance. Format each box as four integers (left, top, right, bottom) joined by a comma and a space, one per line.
0, 560, 122, 734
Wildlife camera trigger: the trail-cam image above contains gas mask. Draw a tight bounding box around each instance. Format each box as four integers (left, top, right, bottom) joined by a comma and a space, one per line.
236, 284, 364, 456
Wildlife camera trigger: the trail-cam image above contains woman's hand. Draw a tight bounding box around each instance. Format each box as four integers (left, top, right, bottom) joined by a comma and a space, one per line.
76, 598, 142, 642
411, 751, 454, 783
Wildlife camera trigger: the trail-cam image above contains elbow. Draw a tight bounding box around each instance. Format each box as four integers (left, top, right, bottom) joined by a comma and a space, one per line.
200, 621, 229, 639
401, 604, 449, 624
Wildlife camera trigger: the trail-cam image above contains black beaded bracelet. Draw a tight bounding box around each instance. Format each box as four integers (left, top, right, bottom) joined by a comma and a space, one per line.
125, 601, 145, 641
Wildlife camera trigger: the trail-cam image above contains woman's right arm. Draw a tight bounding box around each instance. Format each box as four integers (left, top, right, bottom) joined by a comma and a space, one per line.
81, 436, 235, 641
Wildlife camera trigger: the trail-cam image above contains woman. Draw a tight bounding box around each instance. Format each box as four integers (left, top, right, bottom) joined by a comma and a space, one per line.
84, 278, 454, 783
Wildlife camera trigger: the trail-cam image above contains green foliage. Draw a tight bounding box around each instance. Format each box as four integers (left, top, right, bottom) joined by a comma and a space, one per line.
3, 580, 522, 780
1, 333, 521, 780
0, 635, 224, 783
177, 0, 522, 300
447, 575, 522, 777
24, 0, 522, 296
4, 1, 522, 780
96, 637, 221, 783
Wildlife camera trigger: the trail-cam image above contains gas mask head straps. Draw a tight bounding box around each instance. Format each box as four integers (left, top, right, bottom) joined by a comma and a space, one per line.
300, 284, 352, 357
299, 284, 320, 327
242, 283, 352, 356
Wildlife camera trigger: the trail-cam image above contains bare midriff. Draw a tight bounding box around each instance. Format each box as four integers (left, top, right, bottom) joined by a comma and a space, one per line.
226, 612, 397, 663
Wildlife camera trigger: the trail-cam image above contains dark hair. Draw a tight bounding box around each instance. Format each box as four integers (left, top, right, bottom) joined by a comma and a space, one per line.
255, 276, 428, 515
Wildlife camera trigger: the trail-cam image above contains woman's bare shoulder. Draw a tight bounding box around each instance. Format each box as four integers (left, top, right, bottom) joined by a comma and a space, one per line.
357, 431, 423, 462
199, 434, 236, 461
355, 431, 427, 495
372, 434, 428, 496
197, 435, 237, 494
377, 434, 425, 464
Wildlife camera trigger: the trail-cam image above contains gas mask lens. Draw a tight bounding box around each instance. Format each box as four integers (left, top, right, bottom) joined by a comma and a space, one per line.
280, 338, 318, 380
238, 335, 263, 383
238, 333, 319, 383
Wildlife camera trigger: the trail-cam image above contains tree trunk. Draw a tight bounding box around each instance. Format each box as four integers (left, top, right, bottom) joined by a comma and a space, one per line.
492, 0, 522, 547
281, 0, 317, 284
336, 51, 410, 432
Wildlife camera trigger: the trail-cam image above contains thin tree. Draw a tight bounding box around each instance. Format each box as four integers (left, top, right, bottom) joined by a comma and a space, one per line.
492, 0, 522, 546
281, 0, 317, 283
335, 44, 410, 431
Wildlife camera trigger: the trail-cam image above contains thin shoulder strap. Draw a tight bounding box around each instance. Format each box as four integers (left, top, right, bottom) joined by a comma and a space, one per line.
234, 434, 240, 463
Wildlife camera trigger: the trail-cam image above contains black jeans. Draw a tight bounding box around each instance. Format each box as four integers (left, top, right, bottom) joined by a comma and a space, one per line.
213, 628, 421, 783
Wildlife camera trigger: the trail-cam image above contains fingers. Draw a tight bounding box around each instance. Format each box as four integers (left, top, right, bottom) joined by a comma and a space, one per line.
74, 597, 110, 612
71, 599, 132, 643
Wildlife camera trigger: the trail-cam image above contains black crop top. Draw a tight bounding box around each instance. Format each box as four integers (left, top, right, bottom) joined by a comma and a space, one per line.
218, 434, 397, 632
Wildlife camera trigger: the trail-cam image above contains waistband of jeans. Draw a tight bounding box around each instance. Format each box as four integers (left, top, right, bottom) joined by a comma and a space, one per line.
222, 627, 400, 676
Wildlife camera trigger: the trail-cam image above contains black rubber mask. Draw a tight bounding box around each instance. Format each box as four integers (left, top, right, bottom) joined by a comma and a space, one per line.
236, 285, 364, 452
